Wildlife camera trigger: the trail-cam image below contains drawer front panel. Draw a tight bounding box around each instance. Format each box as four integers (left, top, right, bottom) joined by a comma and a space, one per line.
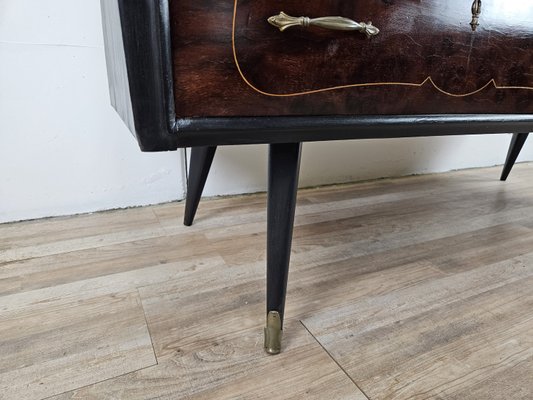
171, 0, 533, 117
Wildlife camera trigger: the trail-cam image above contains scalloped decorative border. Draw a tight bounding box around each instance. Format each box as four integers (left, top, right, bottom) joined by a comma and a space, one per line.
232, 0, 533, 98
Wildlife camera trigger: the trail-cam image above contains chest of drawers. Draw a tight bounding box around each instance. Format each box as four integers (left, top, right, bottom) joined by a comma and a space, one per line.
101, 0, 533, 354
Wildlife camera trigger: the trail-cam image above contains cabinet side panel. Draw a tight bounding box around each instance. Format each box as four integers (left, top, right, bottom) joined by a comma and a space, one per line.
101, 0, 178, 151
100, 0, 135, 135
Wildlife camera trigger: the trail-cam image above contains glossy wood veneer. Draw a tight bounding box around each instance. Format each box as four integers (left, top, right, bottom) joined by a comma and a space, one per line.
171, 0, 533, 117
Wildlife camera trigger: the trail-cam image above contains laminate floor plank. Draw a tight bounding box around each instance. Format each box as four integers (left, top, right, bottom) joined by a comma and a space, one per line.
302, 255, 533, 400
0, 207, 160, 252
300, 170, 512, 205
446, 354, 533, 400
160, 168, 520, 241
216, 190, 533, 267
138, 258, 442, 359
48, 320, 366, 400
0, 224, 171, 264
0, 289, 156, 400
0, 255, 225, 399
0, 255, 224, 315
199, 169, 533, 268
293, 223, 533, 277
195, 183, 505, 242
0, 232, 213, 296
2, 164, 533, 399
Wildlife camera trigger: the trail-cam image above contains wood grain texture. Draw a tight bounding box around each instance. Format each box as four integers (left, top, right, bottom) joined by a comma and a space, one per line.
0, 207, 159, 251
0, 234, 217, 297
171, 0, 533, 116
303, 261, 533, 399
3, 164, 533, 399
0, 289, 156, 400
235, 0, 533, 95
49, 320, 366, 400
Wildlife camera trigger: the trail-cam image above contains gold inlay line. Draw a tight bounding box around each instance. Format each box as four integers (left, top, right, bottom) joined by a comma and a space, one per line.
231, 0, 533, 98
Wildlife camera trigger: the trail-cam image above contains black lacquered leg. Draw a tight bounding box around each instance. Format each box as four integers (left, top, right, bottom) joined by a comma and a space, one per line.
265, 143, 302, 354
183, 146, 217, 226
501, 133, 529, 181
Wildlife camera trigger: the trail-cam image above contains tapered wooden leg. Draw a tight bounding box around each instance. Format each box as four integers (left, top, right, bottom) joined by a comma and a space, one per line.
183, 146, 217, 226
501, 133, 529, 181
265, 143, 302, 355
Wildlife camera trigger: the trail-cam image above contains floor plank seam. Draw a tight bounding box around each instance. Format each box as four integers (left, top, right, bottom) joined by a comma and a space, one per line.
137, 288, 159, 366
299, 320, 372, 400
39, 363, 158, 400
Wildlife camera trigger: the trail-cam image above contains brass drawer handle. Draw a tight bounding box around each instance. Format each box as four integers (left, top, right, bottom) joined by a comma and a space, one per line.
268, 11, 379, 38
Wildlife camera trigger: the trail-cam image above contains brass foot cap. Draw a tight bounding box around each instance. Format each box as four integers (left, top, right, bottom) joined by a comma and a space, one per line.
264, 311, 282, 355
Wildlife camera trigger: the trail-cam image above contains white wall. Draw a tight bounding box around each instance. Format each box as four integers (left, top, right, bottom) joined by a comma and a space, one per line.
1, 0, 532, 224
0, 0, 186, 224
201, 135, 533, 197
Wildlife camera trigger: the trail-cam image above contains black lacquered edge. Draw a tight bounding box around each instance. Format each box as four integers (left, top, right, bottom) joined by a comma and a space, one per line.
102, 0, 178, 151
174, 115, 533, 147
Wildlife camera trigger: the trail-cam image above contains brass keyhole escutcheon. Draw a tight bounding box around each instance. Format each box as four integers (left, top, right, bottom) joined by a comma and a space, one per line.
470, 0, 482, 31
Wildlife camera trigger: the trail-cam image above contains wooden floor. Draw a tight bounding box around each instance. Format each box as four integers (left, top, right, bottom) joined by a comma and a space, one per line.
1, 164, 533, 400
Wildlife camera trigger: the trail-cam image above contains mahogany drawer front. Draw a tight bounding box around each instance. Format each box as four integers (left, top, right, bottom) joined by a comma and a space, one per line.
171, 0, 533, 118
